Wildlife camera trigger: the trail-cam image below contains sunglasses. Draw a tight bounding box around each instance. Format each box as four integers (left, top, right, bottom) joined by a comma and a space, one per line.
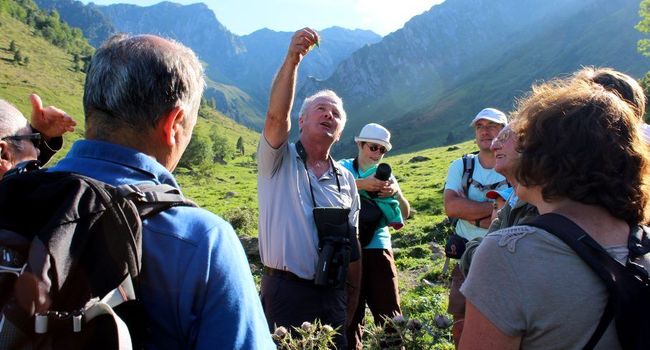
365, 143, 387, 154
1, 133, 42, 149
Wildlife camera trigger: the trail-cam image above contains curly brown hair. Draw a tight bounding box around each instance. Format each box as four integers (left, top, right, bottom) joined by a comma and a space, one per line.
511, 74, 650, 224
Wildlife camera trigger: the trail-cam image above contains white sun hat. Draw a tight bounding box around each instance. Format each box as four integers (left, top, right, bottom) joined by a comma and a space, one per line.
354, 123, 392, 151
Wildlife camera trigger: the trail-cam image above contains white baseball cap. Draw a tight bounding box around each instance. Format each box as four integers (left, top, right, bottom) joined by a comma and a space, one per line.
354, 123, 392, 151
469, 108, 508, 127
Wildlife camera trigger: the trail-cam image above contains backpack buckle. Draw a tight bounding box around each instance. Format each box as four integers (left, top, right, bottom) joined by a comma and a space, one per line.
34, 310, 84, 334
116, 184, 146, 202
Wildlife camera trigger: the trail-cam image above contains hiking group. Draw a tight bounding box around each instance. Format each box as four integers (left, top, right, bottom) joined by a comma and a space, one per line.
0, 26, 648, 350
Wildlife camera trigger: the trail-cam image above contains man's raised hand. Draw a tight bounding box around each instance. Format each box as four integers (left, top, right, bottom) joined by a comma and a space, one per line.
287, 27, 320, 65
29, 94, 76, 139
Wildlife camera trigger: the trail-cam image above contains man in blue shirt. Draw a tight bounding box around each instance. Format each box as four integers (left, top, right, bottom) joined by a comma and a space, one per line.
52, 34, 274, 349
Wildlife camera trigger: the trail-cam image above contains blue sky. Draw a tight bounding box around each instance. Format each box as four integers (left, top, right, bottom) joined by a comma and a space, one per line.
81, 0, 445, 36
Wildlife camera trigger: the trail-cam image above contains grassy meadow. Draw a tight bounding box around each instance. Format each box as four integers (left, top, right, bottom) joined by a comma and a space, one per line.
0, 6, 483, 347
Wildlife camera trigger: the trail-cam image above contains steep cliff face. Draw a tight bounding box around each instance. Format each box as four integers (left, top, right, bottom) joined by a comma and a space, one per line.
310, 0, 586, 114
237, 27, 381, 103
45, 0, 380, 130
314, 0, 647, 156
32, 0, 647, 150
34, 0, 115, 47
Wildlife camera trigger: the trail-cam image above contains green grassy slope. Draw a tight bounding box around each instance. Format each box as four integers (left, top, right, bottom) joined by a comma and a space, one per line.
0, 10, 86, 161
0, 8, 261, 167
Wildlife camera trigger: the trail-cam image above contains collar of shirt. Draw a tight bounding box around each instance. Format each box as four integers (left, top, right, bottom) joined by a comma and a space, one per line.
50, 139, 180, 189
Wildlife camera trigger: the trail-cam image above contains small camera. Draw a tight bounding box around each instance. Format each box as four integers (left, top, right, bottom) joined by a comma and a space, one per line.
369, 163, 392, 198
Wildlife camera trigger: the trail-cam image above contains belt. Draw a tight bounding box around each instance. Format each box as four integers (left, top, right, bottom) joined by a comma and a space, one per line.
264, 267, 314, 283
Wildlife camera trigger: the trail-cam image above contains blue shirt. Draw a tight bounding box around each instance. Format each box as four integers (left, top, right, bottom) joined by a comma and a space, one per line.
52, 140, 275, 350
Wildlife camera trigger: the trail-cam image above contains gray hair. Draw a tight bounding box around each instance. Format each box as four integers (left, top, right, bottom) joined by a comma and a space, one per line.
0, 100, 29, 149
298, 90, 347, 126
84, 34, 205, 138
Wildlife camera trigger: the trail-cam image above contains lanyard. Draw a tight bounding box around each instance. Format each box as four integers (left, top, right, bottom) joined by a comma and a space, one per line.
295, 141, 341, 207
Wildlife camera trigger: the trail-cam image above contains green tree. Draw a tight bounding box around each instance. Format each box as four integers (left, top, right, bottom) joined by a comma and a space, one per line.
13, 49, 22, 64
236, 136, 245, 155
210, 127, 233, 163
9, 39, 16, 52
178, 133, 213, 169
640, 72, 650, 122
637, 0, 650, 122
637, 0, 650, 56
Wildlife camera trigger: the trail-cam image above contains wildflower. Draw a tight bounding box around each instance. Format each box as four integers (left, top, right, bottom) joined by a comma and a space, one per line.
406, 318, 422, 331
434, 314, 452, 329
322, 324, 334, 333
391, 314, 406, 326
301, 321, 313, 332
273, 326, 288, 339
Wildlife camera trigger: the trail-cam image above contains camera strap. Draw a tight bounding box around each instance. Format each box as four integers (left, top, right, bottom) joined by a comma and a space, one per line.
295, 141, 342, 207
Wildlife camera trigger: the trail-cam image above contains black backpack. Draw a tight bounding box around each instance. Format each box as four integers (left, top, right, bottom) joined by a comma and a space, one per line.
352, 158, 384, 247
0, 167, 195, 349
527, 213, 650, 350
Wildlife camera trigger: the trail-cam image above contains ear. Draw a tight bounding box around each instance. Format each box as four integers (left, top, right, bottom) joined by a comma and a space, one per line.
157, 107, 185, 147
298, 115, 305, 132
0, 142, 13, 176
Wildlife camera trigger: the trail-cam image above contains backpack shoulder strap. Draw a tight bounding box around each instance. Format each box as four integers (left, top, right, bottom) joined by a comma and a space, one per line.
461, 153, 477, 196
115, 183, 197, 219
526, 213, 647, 350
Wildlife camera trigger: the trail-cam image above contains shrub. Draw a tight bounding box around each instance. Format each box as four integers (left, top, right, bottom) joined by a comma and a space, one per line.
178, 133, 213, 169
223, 207, 257, 236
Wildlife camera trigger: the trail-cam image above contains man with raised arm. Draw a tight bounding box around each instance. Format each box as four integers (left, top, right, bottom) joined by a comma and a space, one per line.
257, 27, 361, 348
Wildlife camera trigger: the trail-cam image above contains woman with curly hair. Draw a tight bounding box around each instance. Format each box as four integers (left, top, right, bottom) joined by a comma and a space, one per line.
459, 70, 650, 349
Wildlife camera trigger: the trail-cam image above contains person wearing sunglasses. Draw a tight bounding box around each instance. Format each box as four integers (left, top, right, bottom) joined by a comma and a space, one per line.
0, 94, 76, 177
339, 123, 410, 349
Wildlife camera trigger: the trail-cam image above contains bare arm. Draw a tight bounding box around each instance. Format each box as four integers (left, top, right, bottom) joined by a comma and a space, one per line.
395, 191, 411, 219
264, 28, 319, 148
459, 301, 521, 350
443, 189, 493, 221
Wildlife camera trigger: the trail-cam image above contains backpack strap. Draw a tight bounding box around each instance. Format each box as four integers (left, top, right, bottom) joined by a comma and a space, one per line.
526, 213, 647, 350
460, 153, 477, 197
116, 183, 197, 219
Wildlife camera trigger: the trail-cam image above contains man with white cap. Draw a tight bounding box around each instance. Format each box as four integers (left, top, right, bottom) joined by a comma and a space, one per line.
443, 107, 509, 347
339, 123, 410, 349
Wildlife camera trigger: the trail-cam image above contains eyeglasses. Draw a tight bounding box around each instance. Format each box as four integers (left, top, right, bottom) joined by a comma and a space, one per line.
1, 133, 42, 148
491, 129, 515, 148
365, 143, 387, 154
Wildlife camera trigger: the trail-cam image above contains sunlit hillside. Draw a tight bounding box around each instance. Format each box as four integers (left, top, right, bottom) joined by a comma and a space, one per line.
0, 9, 86, 162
